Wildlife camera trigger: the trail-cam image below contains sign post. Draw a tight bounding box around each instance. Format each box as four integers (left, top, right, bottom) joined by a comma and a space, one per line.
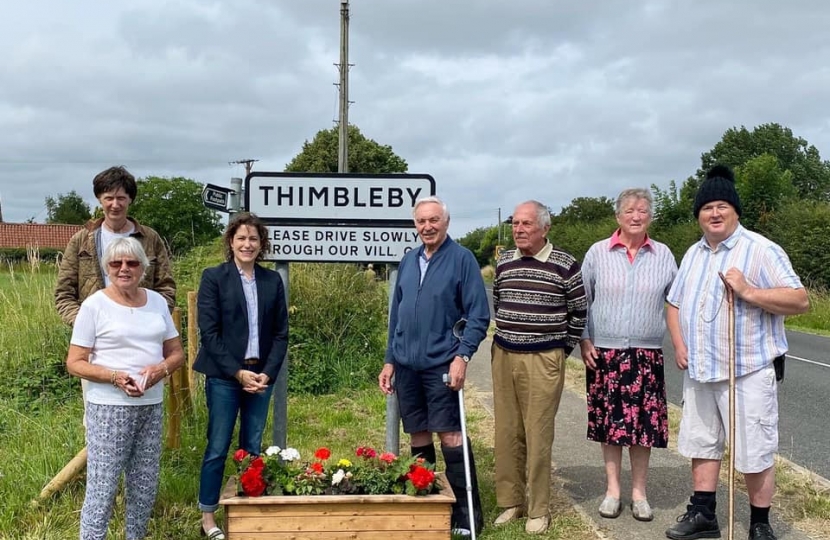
244, 172, 436, 450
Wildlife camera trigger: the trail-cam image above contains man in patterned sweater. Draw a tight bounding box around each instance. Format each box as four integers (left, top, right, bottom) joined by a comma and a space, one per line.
491, 200, 587, 535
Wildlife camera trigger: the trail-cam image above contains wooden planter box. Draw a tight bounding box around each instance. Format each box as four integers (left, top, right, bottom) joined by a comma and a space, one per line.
219, 473, 455, 539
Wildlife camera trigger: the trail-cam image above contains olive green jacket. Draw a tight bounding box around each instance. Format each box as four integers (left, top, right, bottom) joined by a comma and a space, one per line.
54, 217, 176, 325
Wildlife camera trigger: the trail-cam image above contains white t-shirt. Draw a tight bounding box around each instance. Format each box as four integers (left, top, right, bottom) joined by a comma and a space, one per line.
71, 289, 178, 405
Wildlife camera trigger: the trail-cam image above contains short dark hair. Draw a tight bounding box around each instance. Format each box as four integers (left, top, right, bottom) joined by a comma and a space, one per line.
92, 166, 138, 200
223, 212, 271, 262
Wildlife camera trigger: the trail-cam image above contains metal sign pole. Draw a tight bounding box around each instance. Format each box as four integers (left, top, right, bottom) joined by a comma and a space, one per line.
272, 263, 289, 448
384, 263, 400, 453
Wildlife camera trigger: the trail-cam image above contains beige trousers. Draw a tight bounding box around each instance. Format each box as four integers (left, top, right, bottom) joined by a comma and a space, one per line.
492, 343, 566, 519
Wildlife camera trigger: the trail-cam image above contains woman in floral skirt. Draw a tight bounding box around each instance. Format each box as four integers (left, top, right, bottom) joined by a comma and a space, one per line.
580, 188, 677, 522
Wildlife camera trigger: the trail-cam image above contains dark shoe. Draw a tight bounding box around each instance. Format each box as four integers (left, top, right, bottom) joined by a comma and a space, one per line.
665, 505, 720, 539
749, 523, 777, 540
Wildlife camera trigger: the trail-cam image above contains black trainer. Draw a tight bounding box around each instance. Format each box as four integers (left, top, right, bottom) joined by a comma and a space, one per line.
748, 523, 777, 540
665, 505, 721, 539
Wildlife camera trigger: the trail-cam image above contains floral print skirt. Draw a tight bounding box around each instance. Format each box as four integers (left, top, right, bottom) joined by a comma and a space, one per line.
586, 347, 668, 448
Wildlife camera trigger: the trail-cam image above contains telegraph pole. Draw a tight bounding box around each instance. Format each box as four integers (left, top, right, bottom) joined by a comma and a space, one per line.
336, 1, 350, 173
229, 159, 259, 177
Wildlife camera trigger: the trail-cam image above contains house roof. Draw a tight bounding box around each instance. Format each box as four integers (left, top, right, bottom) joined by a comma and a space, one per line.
0, 223, 83, 250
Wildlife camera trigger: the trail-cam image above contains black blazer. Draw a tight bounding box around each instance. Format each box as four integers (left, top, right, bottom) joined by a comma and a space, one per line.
193, 262, 288, 383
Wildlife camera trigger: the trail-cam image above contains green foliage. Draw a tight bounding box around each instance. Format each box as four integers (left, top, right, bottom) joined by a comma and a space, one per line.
549, 217, 618, 261
45, 190, 91, 225
735, 154, 796, 231
649, 221, 702, 264
287, 263, 388, 394
285, 125, 408, 174
787, 287, 830, 335
129, 177, 223, 255
457, 225, 513, 267
765, 200, 830, 289
555, 196, 615, 224
651, 180, 694, 226
699, 123, 830, 201
0, 248, 63, 264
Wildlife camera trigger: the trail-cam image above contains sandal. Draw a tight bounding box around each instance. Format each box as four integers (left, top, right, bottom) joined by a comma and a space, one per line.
201, 525, 226, 540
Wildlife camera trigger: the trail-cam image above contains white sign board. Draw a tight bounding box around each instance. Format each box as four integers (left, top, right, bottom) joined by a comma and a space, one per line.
265, 225, 421, 263
247, 174, 435, 223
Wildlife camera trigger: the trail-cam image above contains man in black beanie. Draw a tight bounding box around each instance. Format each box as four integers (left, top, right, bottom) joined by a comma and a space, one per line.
664, 165, 809, 540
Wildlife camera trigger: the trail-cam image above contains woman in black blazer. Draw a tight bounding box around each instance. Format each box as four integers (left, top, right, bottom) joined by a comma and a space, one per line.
194, 212, 288, 540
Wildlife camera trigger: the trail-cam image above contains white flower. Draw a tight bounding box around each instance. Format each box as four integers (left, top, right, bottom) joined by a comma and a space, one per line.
280, 447, 301, 462
332, 469, 346, 486
265, 446, 281, 456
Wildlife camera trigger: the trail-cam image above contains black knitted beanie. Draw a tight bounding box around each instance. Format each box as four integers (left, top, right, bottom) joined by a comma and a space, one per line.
693, 164, 741, 218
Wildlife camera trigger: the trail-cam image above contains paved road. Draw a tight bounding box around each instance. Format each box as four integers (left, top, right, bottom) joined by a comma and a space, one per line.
486, 287, 830, 481
662, 330, 830, 481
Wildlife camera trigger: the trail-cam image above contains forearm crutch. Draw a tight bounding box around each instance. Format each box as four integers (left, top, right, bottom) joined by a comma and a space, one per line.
719, 272, 736, 540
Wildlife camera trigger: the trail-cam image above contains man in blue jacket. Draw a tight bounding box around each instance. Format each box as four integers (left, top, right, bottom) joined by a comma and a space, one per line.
379, 196, 490, 537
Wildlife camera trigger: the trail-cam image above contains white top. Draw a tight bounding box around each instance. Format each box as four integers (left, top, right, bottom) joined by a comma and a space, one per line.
71, 289, 178, 405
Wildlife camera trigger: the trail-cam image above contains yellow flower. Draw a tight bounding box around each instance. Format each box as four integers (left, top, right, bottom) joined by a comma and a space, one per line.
337, 458, 352, 468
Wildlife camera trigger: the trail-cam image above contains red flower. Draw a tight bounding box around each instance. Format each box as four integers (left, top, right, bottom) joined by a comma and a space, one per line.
355, 447, 365, 457
233, 449, 249, 462
311, 462, 324, 474
379, 452, 396, 464
364, 447, 377, 459
240, 467, 267, 496
250, 456, 265, 470
407, 465, 435, 491
314, 447, 331, 460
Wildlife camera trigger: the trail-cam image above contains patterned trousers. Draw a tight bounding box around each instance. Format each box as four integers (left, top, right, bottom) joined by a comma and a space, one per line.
81, 403, 163, 540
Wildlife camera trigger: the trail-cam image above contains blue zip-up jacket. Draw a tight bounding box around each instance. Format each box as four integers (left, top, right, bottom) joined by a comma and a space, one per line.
384, 236, 490, 370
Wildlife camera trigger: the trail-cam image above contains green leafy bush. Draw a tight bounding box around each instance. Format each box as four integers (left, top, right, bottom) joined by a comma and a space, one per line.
287, 263, 387, 394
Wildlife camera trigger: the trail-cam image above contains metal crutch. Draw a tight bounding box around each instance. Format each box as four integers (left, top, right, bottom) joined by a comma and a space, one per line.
444, 318, 476, 539
719, 272, 736, 540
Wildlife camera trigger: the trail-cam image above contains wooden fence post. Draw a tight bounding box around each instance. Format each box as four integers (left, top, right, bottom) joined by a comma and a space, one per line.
166, 308, 184, 449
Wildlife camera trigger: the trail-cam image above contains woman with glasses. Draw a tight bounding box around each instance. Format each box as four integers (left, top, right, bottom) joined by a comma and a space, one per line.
580, 188, 677, 522
66, 237, 184, 540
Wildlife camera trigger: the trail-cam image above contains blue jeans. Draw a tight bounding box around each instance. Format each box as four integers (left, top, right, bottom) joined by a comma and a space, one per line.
198, 377, 274, 512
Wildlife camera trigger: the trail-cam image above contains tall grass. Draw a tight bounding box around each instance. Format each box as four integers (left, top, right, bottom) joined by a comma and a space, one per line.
0, 265, 70, 373
787, 287, 830, 335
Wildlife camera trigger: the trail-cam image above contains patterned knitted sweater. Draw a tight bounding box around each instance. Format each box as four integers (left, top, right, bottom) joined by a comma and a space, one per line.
493, 243, 587, 354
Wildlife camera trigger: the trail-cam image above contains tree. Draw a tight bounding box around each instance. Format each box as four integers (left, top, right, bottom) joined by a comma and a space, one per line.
555, 196, 615, 224
651, 180, 691, 226
45, 190, 91, 224
735, 154, 796, 232
286, 125, 408, 174
128, 177, 223, 255
698, 123, 830, 201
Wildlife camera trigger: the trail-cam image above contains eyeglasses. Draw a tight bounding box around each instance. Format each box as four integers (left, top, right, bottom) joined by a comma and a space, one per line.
107, 260, 141, 269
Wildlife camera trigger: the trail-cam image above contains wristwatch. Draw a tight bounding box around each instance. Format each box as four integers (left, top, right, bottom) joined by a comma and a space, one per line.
459, 354, 471, 363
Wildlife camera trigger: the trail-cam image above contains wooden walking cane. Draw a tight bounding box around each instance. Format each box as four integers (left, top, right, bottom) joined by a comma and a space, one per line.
719, 272, 736, 540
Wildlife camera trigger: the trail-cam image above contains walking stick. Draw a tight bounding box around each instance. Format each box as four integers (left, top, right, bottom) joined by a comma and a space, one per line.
719, 272, 736, 540
443, 372, 476, 540
445, 318, 477, 539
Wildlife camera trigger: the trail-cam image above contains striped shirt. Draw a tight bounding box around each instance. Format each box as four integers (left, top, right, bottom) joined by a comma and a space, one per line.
666, 225, 803, 382
238, 267, 260, 360
582, 233, 677, 349
493, 241, 587, 353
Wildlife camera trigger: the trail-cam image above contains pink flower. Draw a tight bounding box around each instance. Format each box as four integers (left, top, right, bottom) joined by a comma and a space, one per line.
379, 452, 396, 464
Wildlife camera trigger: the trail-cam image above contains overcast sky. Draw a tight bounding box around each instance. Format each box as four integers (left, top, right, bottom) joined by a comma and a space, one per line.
2, 0, 829, 237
